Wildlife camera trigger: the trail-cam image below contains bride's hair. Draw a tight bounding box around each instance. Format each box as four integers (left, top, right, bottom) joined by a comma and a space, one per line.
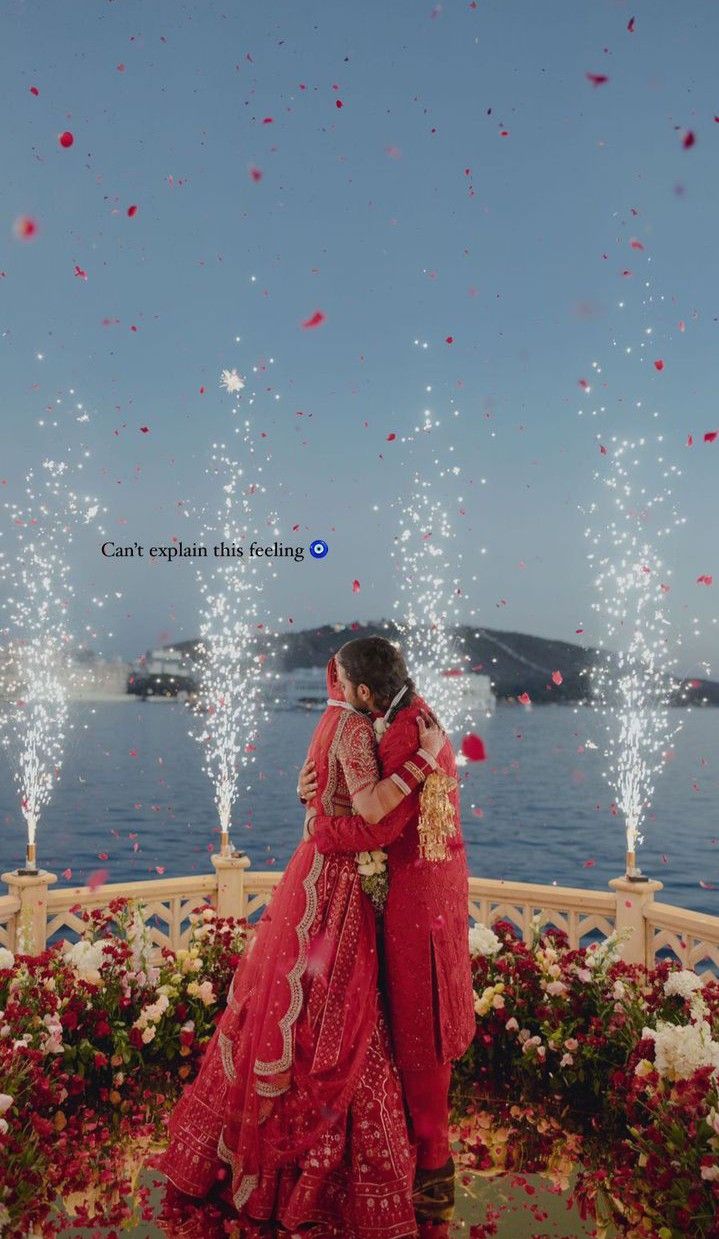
336, 636, 416, 722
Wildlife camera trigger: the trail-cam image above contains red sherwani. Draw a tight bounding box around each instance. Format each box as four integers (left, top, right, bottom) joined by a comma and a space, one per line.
312, 695, 475, 1079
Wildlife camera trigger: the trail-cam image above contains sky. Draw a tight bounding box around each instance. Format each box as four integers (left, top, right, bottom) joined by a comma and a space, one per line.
2, 0, 718, 673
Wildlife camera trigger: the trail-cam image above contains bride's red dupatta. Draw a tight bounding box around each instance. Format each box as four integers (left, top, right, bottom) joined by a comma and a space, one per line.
171, 656, 379, 1212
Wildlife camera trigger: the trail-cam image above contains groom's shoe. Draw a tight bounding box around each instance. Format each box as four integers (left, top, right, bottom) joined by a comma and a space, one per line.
413, 1155, 455, 1230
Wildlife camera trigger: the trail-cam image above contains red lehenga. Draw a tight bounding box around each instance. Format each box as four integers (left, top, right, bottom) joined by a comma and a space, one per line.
153, 659, 417, 1239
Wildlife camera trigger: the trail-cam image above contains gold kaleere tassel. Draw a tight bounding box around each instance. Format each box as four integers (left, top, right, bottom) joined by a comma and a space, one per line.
418, 771, 458, 862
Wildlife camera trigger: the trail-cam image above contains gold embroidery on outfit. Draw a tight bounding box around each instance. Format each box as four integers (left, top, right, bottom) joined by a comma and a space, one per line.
252, 845, 324, 1079
417, 771, 459, 862
219, 1030, 236, 1083
338, 712, 380, 798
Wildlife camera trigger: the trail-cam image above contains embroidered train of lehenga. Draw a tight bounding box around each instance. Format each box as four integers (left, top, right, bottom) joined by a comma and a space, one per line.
153, 659, 417, 1238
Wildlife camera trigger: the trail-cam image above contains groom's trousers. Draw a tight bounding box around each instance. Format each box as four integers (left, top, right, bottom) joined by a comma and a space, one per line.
401, 1063, 452, 1170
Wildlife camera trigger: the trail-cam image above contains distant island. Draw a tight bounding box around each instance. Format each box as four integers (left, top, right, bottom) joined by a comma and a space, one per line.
169, 622, 719, 707
4, 622, 714, 706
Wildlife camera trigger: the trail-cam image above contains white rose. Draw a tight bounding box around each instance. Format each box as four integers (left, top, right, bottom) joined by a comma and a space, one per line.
0, 1094, 13, 1115
0, 1119, 7, 1136
468, 924, 502, 958
664, 970, 704, 1001
0, 949, 15, 971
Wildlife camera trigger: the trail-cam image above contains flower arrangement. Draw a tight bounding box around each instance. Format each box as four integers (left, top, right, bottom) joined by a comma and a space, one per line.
452, 919, 719, 1237
356, 849, 389, 911
0, 896, 251, 1237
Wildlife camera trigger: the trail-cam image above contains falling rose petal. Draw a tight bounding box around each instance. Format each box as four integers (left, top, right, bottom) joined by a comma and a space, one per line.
683, 130, 696, 149
599, 444, 607, 455
262, 116, 273, 124
352, 579, 361, 593
117, 63, 126, 72
127, 204, 138, 217
13, 215, 38, 241
139, 425, 150, 434
687, 434, 694, 446
579, 378, 590, 390
302, 310, 326, 329
336, 99, 343, 108
471, 806, 484, 818
697, 575, 713, 586
249, 166, 263, 182
576, 628, 584, 635
627, 16, 635, 31
62, 868, 72, 880
58, 130, 74, 148
518, 692, 531, 705
704, 430, 718, 443
87, 869, 109, 892
582, 859, 596, 868
586, 73, 609, 87
654, 359, 664, 371
551, 670, 563, 686
679, 320, 686, 332
155, 866, 166, 874
661, 854, 669, 864
386, 432, 397, 441
98, 852, 109, 861
445, 335, 454, 344
74, 264, 87, 280
699, 880, 717, 890
461, 733, 487, 762
630, 238, 644, 250
30, 85, 40, 96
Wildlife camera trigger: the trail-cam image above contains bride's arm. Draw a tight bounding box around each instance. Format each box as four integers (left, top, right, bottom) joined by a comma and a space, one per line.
304, 714, 444, 848
338, 712, 443, 825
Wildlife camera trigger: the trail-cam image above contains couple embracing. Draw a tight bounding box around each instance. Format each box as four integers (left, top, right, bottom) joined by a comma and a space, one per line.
156, 636, 475, 1239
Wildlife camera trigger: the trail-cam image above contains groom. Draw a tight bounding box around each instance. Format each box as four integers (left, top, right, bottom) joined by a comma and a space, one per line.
298, 636, 475, 1238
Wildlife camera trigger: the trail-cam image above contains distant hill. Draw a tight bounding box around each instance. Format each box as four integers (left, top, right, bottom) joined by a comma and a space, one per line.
169, 622, 719, 706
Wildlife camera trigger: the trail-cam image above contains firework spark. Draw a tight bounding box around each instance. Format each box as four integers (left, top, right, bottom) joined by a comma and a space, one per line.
190, 403, 275, 853
389, 410, 480, 738
0, 456, 106, 871
586, 435, 689, 874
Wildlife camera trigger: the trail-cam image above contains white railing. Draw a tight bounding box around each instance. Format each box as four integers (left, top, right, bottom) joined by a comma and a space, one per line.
2, 856, 719, 973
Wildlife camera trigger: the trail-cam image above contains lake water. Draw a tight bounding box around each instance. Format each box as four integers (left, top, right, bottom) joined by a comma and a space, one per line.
1, 700, 717, 917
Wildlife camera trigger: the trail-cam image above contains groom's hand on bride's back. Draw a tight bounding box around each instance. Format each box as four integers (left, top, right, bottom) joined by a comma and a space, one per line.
298, 756, 319, 804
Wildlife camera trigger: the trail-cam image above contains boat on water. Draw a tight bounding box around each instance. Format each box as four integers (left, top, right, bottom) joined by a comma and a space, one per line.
126, 648, 198, 700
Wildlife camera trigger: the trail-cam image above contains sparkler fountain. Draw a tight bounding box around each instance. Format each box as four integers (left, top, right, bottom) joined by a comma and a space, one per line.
389, 407, 477, 739
191, 373, 275, 859
0, 454, 105, 876
586, 436, 690, 882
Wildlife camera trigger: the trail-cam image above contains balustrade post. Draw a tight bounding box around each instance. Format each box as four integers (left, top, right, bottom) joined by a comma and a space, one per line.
211, 851, 251, 919
609, 876, 663, 966
2, 868, 57, 956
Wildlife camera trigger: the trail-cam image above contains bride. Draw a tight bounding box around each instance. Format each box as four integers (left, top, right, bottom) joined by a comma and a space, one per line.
154, 655, 445, 1238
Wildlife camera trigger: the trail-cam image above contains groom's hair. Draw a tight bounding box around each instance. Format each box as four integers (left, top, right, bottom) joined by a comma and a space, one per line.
336, 637, 415, 720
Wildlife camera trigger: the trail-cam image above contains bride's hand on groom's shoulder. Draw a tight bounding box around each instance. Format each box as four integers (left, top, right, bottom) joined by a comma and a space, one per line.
298, 756, 318, 803
417, 713, 445, 758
